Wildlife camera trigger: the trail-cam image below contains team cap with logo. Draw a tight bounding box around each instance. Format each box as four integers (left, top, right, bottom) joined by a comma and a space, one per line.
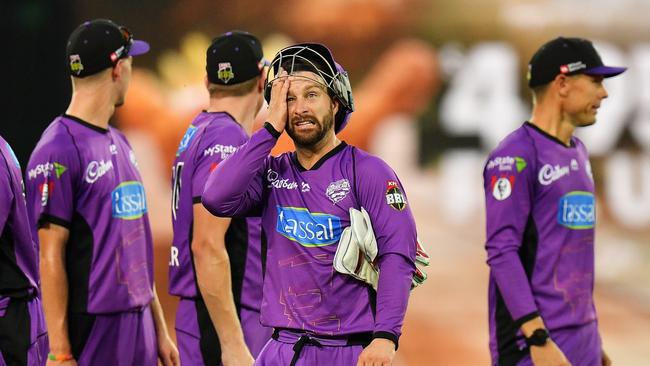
66, 19, 150, 78
527, 37, 626, 88
206, 31, 268, 85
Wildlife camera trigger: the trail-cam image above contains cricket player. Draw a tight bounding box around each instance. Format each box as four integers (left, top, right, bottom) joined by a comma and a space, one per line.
25, 19, 178, 365
0, 137, 48, 366
202, 43, 418, 366
483, 37, 626, 366
168, 31, 272, 365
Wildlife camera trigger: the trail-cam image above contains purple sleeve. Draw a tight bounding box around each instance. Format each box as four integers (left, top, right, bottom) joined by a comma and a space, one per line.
201, 125, 275, 217
25, 143, 79, 228
484, 147, 539, 323
355, 154, 417, 344
0, 159, 14, 230
191, 129, 244, 201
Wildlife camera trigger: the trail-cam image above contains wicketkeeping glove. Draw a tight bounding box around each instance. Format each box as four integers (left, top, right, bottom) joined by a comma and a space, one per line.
333, 207, 430, 290
333, 207, 379, 290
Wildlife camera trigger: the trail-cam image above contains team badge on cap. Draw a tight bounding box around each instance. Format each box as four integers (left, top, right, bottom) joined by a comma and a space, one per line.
69, 54, 84, 75
385, 180, 407, 211
218, 62, 234, 83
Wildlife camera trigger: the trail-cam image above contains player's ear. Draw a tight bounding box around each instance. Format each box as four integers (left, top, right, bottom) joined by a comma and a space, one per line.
331, 98, 339, 115
556, 74, 570, 97
111, 61, 121, 81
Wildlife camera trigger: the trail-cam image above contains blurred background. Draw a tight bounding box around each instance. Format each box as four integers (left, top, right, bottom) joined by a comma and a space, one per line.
3, 0, 649, 364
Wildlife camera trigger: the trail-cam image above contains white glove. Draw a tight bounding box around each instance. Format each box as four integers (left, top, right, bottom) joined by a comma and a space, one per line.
333, 207, 379, 290
333, 207, 430, 290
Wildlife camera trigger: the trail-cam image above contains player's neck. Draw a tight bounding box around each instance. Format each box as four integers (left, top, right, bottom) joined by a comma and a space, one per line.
530, 101, 575, 146
294, 133, 341, 170
66, 87, 115, 130
206, 94, 260, 136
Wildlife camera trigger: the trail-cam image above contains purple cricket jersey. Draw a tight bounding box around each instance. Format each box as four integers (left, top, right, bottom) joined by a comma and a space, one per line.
202, 125, 417, 341
25, 115, 154, 314
0, 136, 39, 298
168, 112, 264, 312
484, 122, 598, 365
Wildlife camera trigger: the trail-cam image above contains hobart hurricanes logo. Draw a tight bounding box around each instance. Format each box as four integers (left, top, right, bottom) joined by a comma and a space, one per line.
557, 191, 595, 229
276, 206, 342, 247
112, 181, 147, 220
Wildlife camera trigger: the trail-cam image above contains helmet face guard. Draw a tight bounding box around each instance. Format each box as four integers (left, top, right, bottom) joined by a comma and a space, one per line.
264, 43, 354, 133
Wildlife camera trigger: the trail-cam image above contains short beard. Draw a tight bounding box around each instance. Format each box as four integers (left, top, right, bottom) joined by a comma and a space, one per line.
286, 109, 334, 148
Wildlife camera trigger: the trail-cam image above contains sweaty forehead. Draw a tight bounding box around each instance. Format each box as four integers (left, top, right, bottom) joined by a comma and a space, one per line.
288, 71, 327, 90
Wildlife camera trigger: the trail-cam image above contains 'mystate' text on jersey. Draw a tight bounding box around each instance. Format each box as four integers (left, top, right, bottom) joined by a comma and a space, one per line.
203, 127, 417, 337
484, 122, 597, 364
168, 111, 264, 313
25, 115, 153, 314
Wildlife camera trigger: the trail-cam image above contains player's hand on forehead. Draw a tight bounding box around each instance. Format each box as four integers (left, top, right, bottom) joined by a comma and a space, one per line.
267, 67, 291, 133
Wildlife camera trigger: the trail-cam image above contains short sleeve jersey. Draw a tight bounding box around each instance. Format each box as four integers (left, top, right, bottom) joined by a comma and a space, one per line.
168, 112, 264, 311
0, 137, 39, 298
484, 122, 597, 361
25, 115, 154, 314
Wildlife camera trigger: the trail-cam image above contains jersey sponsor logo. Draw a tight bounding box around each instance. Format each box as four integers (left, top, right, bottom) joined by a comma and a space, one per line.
28, 162, 67, 180
326, 179, 350, 203
85, 160, 113, 183
486, 156, 527, 173
301, 182, 311, 192
276, 206, 342, 247
538, 164, 570, 185
386, 180, 407, 211
490, 175, 514, 201
39, 182, 54, 207
203, 143, 237, 159
176, 125, 198, 156
110, 144, 118, 155
111, 181, 147, 220
267, 169, 298, 190
557, 191, 595, 229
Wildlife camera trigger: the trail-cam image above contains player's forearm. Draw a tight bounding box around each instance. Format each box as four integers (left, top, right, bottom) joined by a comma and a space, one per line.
194, 241, 248, 349
40, 254, 72, 354
202, 126, 275, 217
151, 285, 171, 340
487, 248, 539, 323
373, 253, 414, 348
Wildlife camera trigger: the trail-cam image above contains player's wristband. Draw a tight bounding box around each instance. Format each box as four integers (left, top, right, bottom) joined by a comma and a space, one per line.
372, 331, 399, 350
47, 353, 74, 362
264, 122, 281, 139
